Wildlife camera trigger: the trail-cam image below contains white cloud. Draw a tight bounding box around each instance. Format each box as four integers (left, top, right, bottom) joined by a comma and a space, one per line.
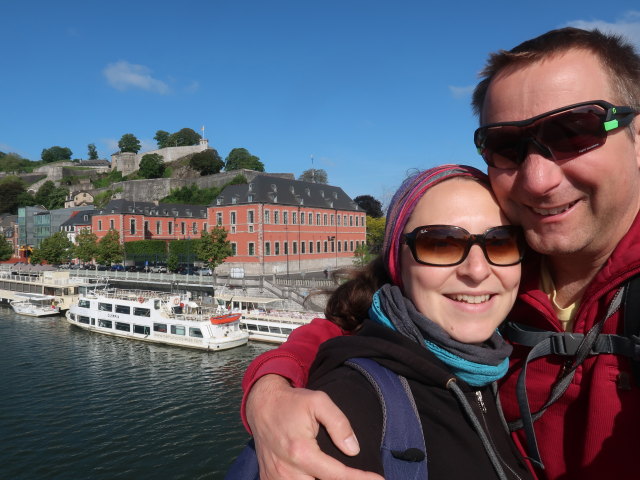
567, 10, 640, 46
103, 61, 170, 94
448, 85, 474, 99
185, 81, 200, 93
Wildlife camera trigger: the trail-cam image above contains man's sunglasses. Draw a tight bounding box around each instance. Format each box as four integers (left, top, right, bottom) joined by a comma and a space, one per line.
402, 225, 525, 267
474, 100, 638, 170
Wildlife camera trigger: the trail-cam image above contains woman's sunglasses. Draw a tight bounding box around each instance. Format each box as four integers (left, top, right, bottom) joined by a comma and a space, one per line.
474, 100, 638, 170
402, 225, 525, 267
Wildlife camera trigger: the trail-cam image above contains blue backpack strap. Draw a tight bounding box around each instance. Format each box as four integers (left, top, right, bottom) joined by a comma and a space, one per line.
346, 357, 427, 480
225, 438, 259, 480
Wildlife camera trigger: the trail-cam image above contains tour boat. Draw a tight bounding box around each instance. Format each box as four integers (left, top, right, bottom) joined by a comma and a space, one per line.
10, 293, 61, 317
66, 288, 249, 351
213, 293, 318, 344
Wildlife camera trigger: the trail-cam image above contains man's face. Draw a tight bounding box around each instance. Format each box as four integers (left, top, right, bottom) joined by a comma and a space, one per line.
482, 49, 640, 261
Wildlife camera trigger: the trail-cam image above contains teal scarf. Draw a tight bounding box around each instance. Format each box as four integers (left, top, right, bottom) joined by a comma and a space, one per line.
368, 285, 511, 387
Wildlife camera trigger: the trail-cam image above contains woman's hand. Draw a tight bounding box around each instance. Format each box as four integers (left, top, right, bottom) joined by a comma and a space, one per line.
246, 374, 383, 479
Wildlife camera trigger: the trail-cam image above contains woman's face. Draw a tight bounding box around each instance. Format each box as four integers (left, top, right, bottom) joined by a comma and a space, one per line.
400, 179, 521, 344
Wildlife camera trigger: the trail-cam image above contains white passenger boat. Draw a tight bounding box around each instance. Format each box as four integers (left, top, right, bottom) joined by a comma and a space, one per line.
66, 288, 249, 351
10, 293, 61, 317
213, 293, 319, 344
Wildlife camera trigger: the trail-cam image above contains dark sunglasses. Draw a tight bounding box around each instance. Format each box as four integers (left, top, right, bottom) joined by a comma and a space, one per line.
474, 100, 638, 169
402, 225, 525, 267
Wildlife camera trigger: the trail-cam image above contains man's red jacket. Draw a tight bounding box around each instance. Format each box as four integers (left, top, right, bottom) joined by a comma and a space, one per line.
241, 214, 640, 480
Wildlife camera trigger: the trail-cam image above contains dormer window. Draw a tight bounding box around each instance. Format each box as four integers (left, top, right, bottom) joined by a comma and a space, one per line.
271, 184, 277, 192
320, 190, 324, 198
305, 188, 311, 196
332, 191, 338, 199
289, 185, 295, 194
216, 197, 223, 206
247, 194, 254, 202
248, 183, 254, 192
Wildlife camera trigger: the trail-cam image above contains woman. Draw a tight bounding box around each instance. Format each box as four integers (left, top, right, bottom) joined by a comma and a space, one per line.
244, 165, 534, 479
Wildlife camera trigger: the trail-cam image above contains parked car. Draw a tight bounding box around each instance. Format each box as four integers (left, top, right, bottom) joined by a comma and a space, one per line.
149, 265, 167, 273
110, 264, 125, 271
96, 264, 109, 271
198, 267, 213, 276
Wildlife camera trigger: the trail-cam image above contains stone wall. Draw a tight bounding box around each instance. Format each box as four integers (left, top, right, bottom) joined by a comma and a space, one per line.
110, 141, 209, 176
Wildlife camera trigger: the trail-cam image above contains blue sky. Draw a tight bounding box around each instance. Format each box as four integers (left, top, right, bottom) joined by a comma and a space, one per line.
2, 1, 640, 206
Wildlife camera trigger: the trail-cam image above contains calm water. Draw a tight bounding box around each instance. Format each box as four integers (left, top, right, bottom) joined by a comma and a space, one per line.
0, 309, 273, 479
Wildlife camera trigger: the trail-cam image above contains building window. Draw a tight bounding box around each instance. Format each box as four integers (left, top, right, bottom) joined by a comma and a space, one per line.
283, 211, 288, 225
265, 242, 271, 256
301, 242, 305, 254
318, 241, 321, 253
264, 210, 270, 224
156, 221, 161, 235
337, 241, 341, 252
215, 212, 222, 225
355, 216, 359, 227
168, 222, 173, 235
231, 243, 237, 256
308, 212, 313, 225
230, 212, 236, 225
192, 222, 197, 234
181, 222, 186, 235
275, 242, 280, 255
284, 242, 288, 255
316, 213, 321, 225
309, 241, 313, 253
292, 212, 297, 225
144, 220, 149, 233
274, 211, 279, 224
292, 242, 297, 254
248, 242, 255, 256
350, 216, 354, 226
110, 219, 115, 229
130, 219, 136, 235
330, 214, 334, 226
350, 240, 354, 251
203, 222, 207, 232
248, 194, 253, 202
98, 220, 102, 231
323, 214, 328, 226
337, 215, 341, 226
248, 210, 255, 224
300, 212, 305, 225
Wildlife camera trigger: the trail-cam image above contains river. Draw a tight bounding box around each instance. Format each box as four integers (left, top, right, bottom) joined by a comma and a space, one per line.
0, 309, 273, 479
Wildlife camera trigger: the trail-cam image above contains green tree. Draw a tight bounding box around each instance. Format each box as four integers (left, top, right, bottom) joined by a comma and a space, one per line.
167, 128, 201, 147
167, 251, 179, 272
354, 195, 383, 218
74, 229, 99, 265
196, 226, 233, 270
87, 143, 99, 160
154, 130, 171, 149
41, 146, 72, 163
138, 153, 165, 179
299, 168, 328, 184
0, 177, 29, 213
0, 152, 33, 173
224, 148, 264, 172
0, 237, 13, 261
353, 243, 374, 267
366, 216, 386, 254
33, 231, 73, 265
190, 149, 224, 176
96, 229, 124, 265
118, 133, 141, 153
35, 181, 68, 210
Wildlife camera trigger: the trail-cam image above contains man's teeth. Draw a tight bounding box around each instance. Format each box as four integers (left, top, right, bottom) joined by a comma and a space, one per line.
450, 294, 491, 304
532, 202, 574, 216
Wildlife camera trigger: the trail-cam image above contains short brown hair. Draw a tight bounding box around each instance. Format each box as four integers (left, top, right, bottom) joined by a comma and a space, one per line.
472, 27, 640, 121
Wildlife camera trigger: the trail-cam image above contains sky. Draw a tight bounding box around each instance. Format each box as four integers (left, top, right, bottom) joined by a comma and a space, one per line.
3, 1, 640, 207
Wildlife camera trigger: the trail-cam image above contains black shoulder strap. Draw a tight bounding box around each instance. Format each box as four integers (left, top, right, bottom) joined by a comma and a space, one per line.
623, 274, 640, 385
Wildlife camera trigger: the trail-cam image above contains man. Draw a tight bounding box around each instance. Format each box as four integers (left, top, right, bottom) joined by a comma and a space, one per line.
240, 27, 640, 480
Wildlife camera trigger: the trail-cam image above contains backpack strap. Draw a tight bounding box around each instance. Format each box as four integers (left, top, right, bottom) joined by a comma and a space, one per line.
623, 274, 640, 385
502, 285, 630, 470
346, 357, 428, 480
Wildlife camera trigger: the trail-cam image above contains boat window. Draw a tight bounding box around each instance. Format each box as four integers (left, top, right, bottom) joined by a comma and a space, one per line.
69, 313, 75, 320
115, 322, 130, 332
134, 325, 150, 335
91, 318, 96, 325
115, 305, 130, 314
78, 300, 91, 308
171, 325, 186, 336
78, 316, 90, 324
247, 324, 258, 331
98, 303, 112, 312
133, 307, 150, 317
189, 327, 203, 338
258, 325, 269, 332
154, 300, 161, 310
98, 319, 112, 328
281, 328, 293, 335
153, 323, 167, 333
268, 326, 281, 333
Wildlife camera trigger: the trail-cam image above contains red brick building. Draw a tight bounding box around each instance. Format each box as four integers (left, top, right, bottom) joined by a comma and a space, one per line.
91, 175, 367, 274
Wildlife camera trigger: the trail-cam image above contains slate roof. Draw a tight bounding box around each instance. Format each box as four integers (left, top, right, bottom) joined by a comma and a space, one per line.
98, 199, 208, 218
214, 175, 362, 211
60, 210, 96, 227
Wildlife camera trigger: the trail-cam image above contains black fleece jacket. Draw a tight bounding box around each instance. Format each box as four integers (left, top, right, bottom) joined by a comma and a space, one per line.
307, 320, 534, 480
